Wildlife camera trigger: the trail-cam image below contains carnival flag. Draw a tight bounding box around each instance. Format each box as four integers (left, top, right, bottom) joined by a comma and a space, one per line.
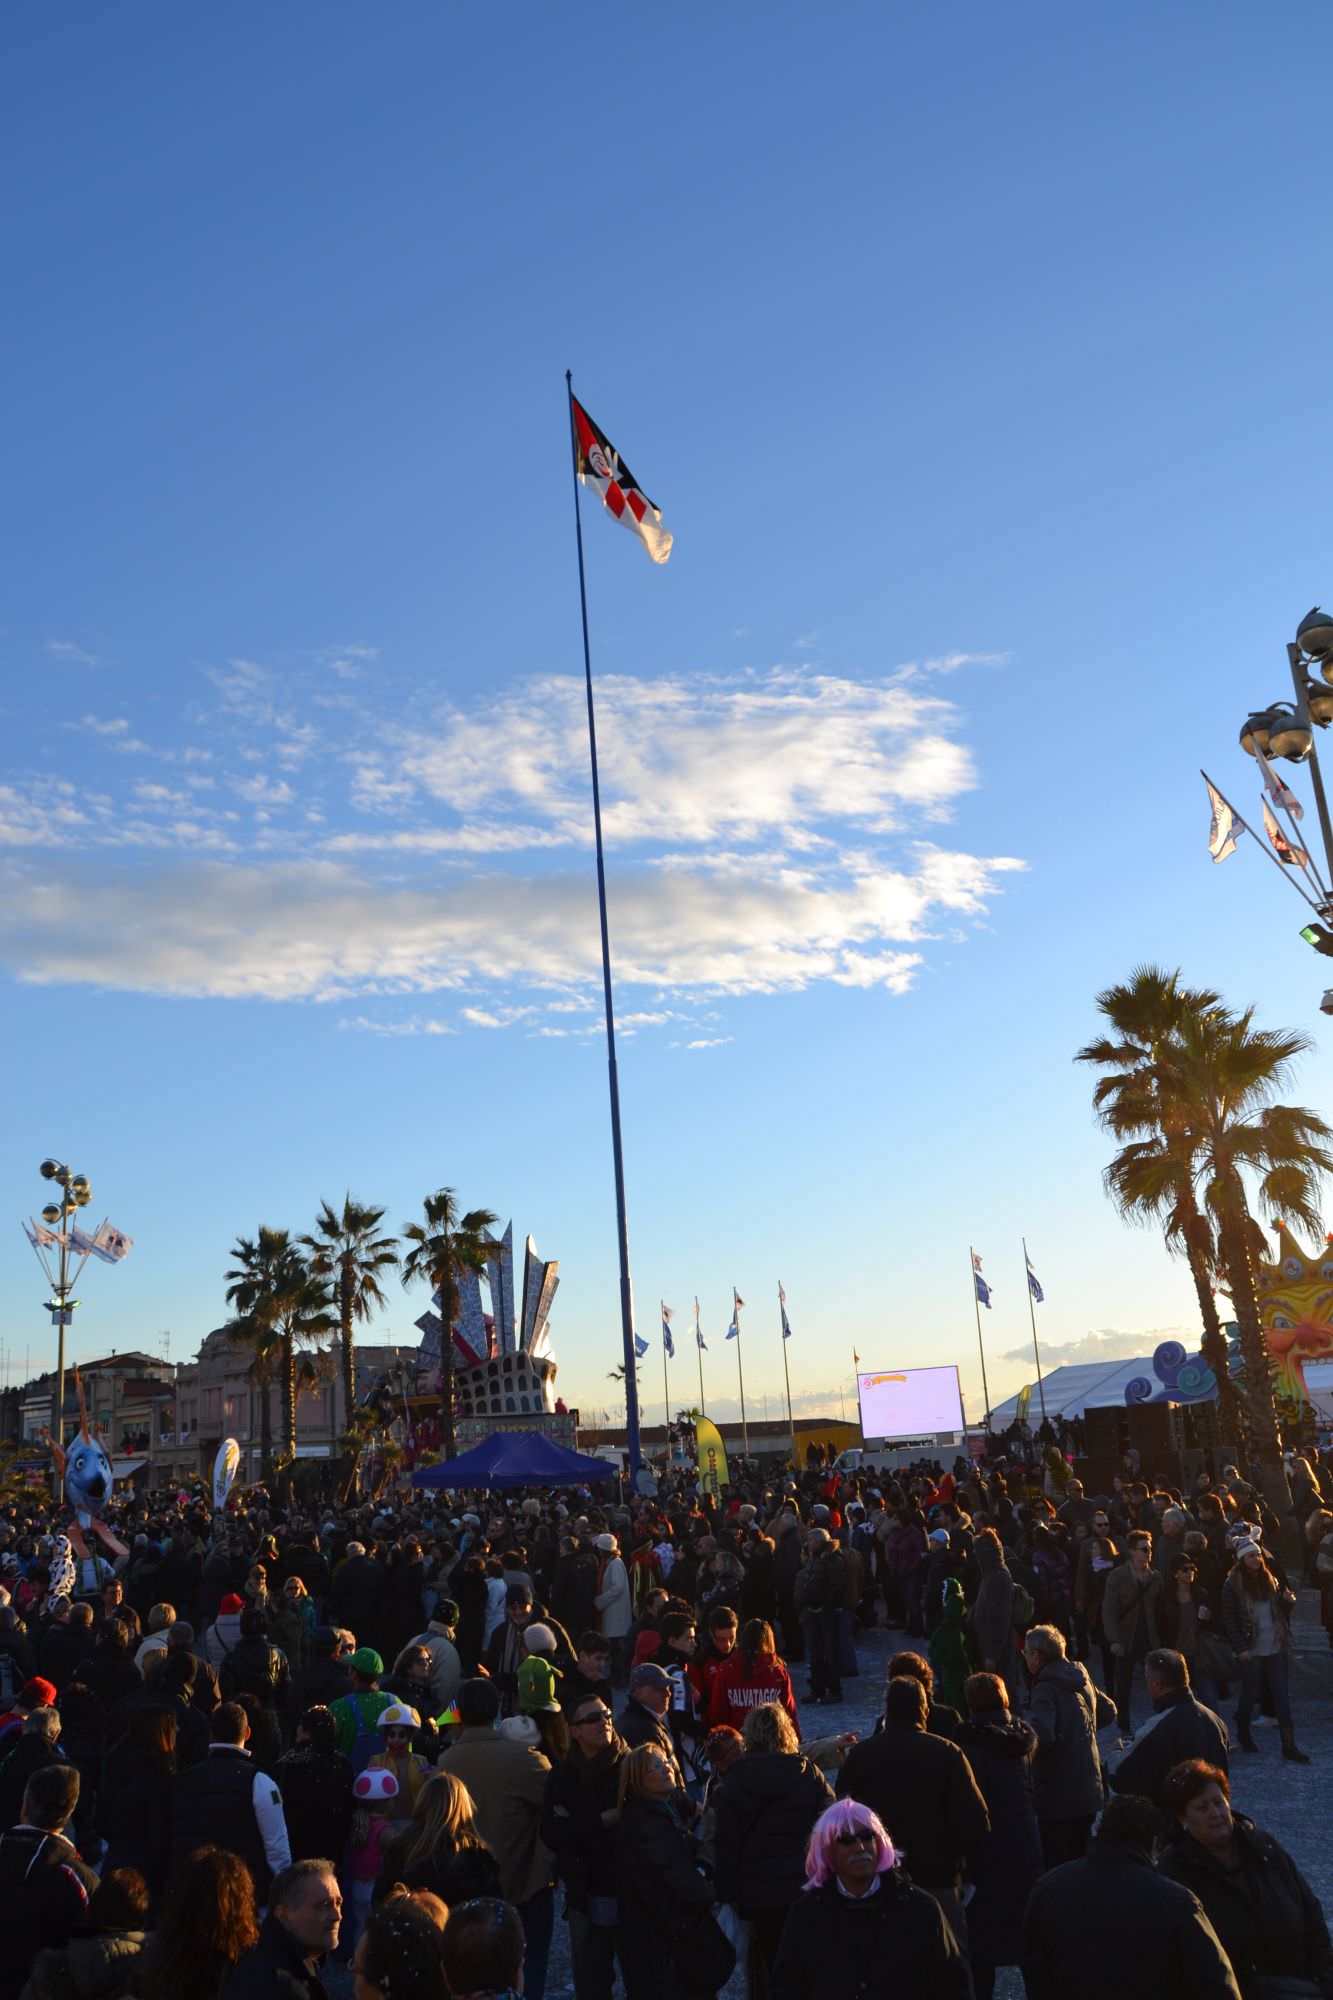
1262, 798, 1309, 868
29, 1220, 66, 1250
727, 1289, 744, 1339
571, 394, 673, 564
1255, 744, 1305, 820
91, 1221, 133, 1262
68, 1226, 99, 1256
661, 1304, 675, 1359
779, 1281, 792, 1340
972, 1251, 993, 1309
695, 1295, 707, 1352
633, 1332, 650, 1360
1204, 775, 1242, 863
1026, 1253, 1045, 1304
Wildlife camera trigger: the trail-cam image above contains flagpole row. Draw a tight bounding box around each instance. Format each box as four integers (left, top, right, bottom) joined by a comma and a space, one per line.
566, 372, 642, 1485
969, 1246, 993, 1433
1256, 746, 1333, 906
1023, 1236, 1049, 1428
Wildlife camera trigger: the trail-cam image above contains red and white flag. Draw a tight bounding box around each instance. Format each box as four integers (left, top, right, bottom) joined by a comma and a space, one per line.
1262, 798, 1309, 868
571, 395, 672, 564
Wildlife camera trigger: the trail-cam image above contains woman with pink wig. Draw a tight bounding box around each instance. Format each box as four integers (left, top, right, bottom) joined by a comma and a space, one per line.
769, 1799, 970, 2000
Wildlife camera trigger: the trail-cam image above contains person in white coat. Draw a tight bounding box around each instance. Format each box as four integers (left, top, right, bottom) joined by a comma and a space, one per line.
593, 1533, 631, 1681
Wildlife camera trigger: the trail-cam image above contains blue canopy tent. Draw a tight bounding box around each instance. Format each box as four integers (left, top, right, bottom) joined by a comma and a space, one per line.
411, 1430, 617, 1490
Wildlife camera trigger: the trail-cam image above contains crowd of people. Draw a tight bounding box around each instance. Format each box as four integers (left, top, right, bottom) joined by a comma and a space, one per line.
0, 1438, 1331, 2000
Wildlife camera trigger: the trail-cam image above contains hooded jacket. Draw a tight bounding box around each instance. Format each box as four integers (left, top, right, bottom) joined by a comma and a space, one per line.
1024, 1657, 1116, 1822
927, 1580, 979, 1714
713, 1750, 833, 1916
954, 1714, 1042, 1970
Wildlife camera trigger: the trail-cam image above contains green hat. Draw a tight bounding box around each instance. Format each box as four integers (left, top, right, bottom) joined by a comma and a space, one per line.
518, 1654, 562, 1714
350, 1646, 384, 1677
941, 1577, 967, 1619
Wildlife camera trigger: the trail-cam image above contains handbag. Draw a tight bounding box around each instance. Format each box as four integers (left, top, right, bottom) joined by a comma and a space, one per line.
1195, 1629, 1238, 1684
666, 1905, 738, 1995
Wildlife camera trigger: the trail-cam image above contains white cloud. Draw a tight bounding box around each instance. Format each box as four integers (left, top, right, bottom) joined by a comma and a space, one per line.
46, 640, 101, 668
999, 1326, 1198, 1369
233, 774, 295, 808
685, 1036, 733, 1049
338, 1014, 456, 1037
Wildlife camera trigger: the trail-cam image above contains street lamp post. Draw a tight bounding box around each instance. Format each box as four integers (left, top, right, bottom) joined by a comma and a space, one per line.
1233, 609, 1333, 971
35, 1158, 94, 1501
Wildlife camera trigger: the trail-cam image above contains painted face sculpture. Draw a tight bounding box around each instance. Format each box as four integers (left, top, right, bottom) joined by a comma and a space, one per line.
1254, 1225, 1333, 1405
48, 1534, 76, 1601
63, 1429, 115, 1525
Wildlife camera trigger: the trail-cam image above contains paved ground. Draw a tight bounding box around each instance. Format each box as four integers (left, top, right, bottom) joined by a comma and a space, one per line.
336, 1592, 1333, 1998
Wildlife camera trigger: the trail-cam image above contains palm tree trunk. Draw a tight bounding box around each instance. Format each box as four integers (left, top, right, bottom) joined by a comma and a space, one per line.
439, 1260, 455, 1461
340, 1265, 355, 1435
259, 1374, 273, 1482
1215, 1210, 1290, 1517
1181, 1213, 1246, 1435
281, 1334, 296, 1465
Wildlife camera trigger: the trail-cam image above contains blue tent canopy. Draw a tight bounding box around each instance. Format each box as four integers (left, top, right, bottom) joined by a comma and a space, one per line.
411, 1430, 617, 1491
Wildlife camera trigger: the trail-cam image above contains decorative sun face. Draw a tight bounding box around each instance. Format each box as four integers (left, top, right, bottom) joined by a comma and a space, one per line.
1255, 1231, 1333, 1402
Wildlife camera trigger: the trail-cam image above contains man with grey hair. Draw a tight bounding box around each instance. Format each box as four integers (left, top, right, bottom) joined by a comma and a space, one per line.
1108, 1649, 1229, 1808
1023, 1623, 1117, 1867
0, 1706, 64, 1830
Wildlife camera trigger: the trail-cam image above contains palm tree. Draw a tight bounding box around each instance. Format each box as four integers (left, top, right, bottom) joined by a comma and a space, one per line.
1076, 967, 1238, 1424
226, 1229, 336, 1473
401, 1190, 498, 1460
301, 1197, 399, 1441
1167, 1004, 1333, 1494
1079, 971, 1333, 1503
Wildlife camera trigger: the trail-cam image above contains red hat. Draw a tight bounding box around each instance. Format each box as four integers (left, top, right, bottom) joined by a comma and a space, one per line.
22, 1677, 57, 1708
219, 1594, 246, 1615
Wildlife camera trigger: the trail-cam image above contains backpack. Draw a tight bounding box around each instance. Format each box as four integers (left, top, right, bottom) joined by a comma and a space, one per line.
1011, 1582, 1036, 1631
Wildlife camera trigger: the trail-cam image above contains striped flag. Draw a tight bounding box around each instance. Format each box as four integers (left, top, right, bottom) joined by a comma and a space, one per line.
661, 1304, 675, 1359
727, 1288, 744, 1339
972, 1251, 992, 1309
572, 395, 673, 564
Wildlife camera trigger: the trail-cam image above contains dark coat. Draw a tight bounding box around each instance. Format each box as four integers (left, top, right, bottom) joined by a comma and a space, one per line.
1109, 1687, 1229, 1808
615, 1794, 727, 2000
23, 1926, 147, 2000
713, 1750, 833, 1915
327, 1555, 383, 1638
1158, 1815, 1333, 1999
835, 1719, 989, 1891
220, 1637, 290, 1710
95, 1740, 175, 1900
618, 1698, 686, 1788
286, 1655, 351, 1723
1024, 1657, 1116, 1822
953, 1714, 1042, 1970
0, 1825, 100, 2000
0, 1736, 66, 1832
1022, 1836, 1242, 2000
221, 1914, 331, 2000
769, 1871, 971, 2000
275, 1744, 354, 1865
541, 1739, 625, 1908
372, 1839, 501, 1908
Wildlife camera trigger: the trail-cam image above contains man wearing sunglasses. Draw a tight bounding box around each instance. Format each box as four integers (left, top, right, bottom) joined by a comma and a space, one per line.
541, 1696, 627, 2000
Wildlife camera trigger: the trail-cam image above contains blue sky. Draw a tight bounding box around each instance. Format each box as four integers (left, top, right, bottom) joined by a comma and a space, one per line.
6, 4, 1333, 1431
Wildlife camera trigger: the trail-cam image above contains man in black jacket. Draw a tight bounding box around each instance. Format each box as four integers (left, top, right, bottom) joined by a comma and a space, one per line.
170, 1701, 292, 1900
837, 1676, 989, 1956
1109, 1651, 1229, 1809
223, 1858, 342, 2000
616, 1663, 688, 1797
1022, 1794, 1241, 2000
0, 1764, 100, 2000
286, 1626, 352, 1725
541, 1693, 626, 2000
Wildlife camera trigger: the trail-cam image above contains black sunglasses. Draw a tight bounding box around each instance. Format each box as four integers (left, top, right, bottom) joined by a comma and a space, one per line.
834, 1829, 876, 1848
573, 1709, 611, 1726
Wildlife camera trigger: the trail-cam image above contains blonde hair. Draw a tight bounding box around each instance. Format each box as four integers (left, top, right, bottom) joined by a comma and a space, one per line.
742, 1701, 799, 1754
617, 1742, 673, 1807
389, 1773, 484, 1873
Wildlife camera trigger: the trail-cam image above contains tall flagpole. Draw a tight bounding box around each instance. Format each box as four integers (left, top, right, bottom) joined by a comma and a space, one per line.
731, 1290, 749, 1458
1022, 1237, 1049, 1427
660, 1303, 671, 1444
566, 372, 642, 1483
779, 1282, 796, 1465
969, 1246, 993, 1432
694, 1296, 706, 1415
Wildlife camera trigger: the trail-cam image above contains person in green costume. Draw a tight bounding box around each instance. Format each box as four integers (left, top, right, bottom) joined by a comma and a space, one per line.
928, 1577, 979, 1714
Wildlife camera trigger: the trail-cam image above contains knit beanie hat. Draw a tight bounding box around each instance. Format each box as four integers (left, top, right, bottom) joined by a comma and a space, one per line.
522, 1623, 557, 1656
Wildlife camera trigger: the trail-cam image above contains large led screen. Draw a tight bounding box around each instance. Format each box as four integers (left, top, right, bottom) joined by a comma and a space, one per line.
856, 1364, 964, 1439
